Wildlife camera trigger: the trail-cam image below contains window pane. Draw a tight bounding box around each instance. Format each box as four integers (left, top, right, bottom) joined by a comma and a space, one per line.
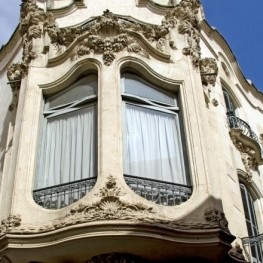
36, 106, 95, 188
123, 73, 176, 106
124, 104, 186, 184
47, 74, 98, 109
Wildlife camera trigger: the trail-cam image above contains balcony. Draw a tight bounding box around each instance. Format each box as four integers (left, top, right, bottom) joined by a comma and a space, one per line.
242, 233, 263, 263
33, 177, 97, 209
124, 174, 192, 206
227, 113, 263, 169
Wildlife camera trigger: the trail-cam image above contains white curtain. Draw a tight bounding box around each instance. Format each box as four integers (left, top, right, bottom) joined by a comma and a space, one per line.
124, 104, 186, 184
36, 106, 95, 188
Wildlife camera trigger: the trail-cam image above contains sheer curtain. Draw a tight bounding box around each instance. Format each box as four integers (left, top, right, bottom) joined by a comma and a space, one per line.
124, 104, 187, 185
36, 106, 95, 188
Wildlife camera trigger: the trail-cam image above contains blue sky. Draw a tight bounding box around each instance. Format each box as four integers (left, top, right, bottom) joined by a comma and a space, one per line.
201, 0, 263, 92
0, 0, 262, 92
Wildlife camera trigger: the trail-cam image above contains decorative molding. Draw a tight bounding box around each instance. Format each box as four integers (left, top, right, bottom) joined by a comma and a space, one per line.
7, 0, 48, 110
228, 243, 248, 263
4, 178, 230, 236
46, 9, 169, 65
164, 0, 201, 67
204, 208, 229, 233
212, 98, 219, 107
85, 253, 141, 263
0, 215, 21, 235
200, 57, 218, 86
221, 61, 230, 77
230, 130, 263, 174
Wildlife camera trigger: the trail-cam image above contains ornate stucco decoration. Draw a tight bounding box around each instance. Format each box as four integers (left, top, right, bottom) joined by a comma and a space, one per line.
85, 253, 142, 263
204, 208, 229, 233
0, 215, 21, 236
228, 243, 248, 263
5, 179, 230, 235
230, 130, 263, 176
164, 0, 201, 67
46, 9, 170, 65
7, 0, 48, 110
200, 58, 218, 86
221, 61, 230, 77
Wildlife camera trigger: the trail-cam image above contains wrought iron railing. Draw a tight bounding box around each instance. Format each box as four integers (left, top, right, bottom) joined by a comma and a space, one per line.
227, 112, 263, 157
242, 234, 263, 263
124, 174, 192, 206
33, 177, 97, 209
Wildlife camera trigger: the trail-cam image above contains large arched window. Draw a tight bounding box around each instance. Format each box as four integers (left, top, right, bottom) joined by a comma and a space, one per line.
33, 74, 98, 209
240, 183, 263, 263
121, 72, 191, 206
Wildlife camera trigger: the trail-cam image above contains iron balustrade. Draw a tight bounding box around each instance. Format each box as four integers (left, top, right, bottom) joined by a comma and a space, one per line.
227, 112, 263, 157
33, 177, 97, 209
124, 174, 192, 206
242, 234, 263, 263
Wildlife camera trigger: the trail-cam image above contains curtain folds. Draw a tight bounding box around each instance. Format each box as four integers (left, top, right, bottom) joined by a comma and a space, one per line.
124, 104, 186, 185
36, 106, 95, 189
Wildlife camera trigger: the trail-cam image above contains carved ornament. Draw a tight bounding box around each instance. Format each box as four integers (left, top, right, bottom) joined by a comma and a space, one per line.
164, 0, 201, 67
230, 130, 263, 173
46, 9, 169, 65
221, 62, 230, 77
7, 0, 48, 110
228, 243, 248, 263
200, 58, 218, 86
4, 177, 231, 236
0, 215, 21, 235
204, 208, 229, 233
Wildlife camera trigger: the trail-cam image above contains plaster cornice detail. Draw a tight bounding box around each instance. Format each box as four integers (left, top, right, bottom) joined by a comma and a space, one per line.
0, 176, 230, 237
47, 0, 85, 18
230, 130, 263, 176
164, 0, 201, 67
46, 9, 170, 66
0, 215, 21, 234
199, 57, 218, 86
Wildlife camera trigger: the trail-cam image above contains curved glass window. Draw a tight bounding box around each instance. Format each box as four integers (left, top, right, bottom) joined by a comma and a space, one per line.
122, 73, 191, 206
33, 74, 97, 209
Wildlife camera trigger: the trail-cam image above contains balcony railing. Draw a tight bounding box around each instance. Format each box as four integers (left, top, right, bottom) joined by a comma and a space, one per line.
124, 174, 192, 206
33, 177, 97, 209
242, 234, 263, 263
227, 112, 263, 158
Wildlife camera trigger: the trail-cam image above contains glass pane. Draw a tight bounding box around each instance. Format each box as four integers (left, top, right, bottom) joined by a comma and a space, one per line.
223, 90, 234, 114
36, 106, 96, 189
47, 74, 98, 109
122, 73, 176, 106
124, 104, 186, 184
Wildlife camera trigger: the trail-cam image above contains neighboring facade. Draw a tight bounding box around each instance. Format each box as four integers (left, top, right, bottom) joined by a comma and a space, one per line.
0, 0, 262, 262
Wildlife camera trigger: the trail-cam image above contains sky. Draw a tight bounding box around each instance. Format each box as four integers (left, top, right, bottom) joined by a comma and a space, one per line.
0, 0, 262, 92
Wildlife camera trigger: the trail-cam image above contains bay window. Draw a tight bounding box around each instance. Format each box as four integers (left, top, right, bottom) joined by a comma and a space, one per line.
122, 72, 191, 206
33, 73, 97, 209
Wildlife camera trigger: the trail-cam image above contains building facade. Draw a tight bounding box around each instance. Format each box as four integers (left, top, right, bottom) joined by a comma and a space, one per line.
0, 0, 262, 262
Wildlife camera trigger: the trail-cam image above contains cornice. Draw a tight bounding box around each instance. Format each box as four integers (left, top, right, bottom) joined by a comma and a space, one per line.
200, 20, 263, 103
0, 28, 22, 74
47, 0, 85, 18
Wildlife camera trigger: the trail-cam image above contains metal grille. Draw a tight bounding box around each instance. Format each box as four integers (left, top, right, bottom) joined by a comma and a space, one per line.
124, 174, 192, 206
33, 177, 97, 209
242, 234, 263, 263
